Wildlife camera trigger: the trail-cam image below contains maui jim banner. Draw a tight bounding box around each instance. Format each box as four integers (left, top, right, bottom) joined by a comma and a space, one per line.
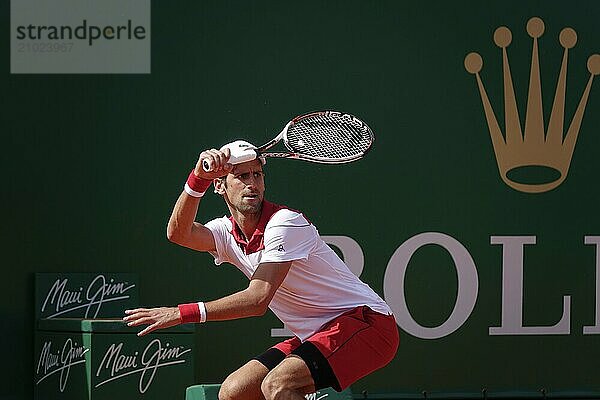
93, 336, 193, 398
35, 336, 88, 396
34, 321, 194, 400
35, 273, 138, 319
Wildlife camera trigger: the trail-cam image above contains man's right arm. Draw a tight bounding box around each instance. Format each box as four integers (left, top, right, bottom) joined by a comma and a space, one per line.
166, 148, 232, 252
166, 192, 216, 252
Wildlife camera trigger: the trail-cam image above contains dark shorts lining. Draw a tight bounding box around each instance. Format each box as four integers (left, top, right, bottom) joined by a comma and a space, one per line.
253, 341, 340, 391
253, 347, 286, 370
292, 341, 340, 391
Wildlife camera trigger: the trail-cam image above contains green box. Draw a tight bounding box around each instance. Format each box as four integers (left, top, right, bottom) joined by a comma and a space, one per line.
35, 319, 195, 400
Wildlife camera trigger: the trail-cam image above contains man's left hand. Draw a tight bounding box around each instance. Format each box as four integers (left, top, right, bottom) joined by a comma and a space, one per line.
123, 307, 181, 336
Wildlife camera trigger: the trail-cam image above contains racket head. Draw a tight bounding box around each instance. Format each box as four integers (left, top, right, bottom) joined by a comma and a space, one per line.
280, 111, 375, 163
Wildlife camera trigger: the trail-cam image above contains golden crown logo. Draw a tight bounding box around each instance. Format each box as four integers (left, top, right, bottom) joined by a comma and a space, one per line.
465, 17, 599, 193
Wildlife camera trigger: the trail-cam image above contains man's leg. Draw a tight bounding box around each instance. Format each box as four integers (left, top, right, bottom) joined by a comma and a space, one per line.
219, 360, 269, 400
261, 306, 399, 400
260, 355, 315, 400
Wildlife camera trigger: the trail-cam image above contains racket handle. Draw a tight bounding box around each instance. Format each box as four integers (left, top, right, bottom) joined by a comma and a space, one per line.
202, 151, 258, 172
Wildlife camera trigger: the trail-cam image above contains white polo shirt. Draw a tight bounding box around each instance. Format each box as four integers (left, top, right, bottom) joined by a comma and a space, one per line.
205, 201, 392, 341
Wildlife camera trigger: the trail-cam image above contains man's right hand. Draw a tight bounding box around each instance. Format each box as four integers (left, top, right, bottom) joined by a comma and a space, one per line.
194, 147, 233, 179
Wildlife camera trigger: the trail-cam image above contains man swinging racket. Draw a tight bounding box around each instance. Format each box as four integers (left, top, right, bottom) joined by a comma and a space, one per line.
123, 133, 399, 400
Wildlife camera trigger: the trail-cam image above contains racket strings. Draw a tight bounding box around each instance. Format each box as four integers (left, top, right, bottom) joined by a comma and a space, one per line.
286, 115, 373, 159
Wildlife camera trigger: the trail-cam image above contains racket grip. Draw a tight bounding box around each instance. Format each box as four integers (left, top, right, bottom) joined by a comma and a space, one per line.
202, 151, 258, 172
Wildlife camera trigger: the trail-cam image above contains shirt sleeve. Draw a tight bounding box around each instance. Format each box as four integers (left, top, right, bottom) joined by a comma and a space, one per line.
261, 210, 317, 264
204, 217, 232, 266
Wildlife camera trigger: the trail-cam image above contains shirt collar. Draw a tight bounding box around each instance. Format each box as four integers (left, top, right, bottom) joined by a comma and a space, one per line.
229, 200, 283, 255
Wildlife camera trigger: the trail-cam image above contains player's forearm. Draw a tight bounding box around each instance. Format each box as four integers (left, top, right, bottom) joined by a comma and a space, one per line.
167, 154, 228, 249
166, 190, 201, 242
166, 191, 217, 252
204, 287, 270, 321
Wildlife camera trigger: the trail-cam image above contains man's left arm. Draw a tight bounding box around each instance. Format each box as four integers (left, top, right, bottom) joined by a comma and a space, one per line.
123, 261, 291, 336
204, 261, 291, 320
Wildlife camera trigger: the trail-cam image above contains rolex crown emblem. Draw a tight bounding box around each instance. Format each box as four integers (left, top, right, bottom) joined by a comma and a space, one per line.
465, 17, 600, 193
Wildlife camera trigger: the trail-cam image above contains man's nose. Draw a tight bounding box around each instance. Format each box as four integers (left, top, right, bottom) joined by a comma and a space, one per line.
246, 174, 259, 187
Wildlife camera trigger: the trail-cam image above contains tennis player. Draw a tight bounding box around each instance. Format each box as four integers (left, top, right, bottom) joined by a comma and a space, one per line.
123, 142, 399, 400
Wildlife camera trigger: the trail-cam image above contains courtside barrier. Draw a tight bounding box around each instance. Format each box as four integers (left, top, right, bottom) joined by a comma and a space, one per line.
185, 384, 353, 400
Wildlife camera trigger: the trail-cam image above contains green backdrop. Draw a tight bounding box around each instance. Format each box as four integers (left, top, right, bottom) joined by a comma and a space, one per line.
2, 1, 599, 399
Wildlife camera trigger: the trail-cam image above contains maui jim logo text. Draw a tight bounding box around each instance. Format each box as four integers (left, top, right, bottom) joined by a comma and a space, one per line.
95, 339, 191, 393
36, 339, 88, 392
41, 275, 135, 318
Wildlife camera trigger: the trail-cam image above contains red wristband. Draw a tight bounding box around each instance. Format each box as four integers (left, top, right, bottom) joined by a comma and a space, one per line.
178, 303, 201, 324
184, 170, 212, 197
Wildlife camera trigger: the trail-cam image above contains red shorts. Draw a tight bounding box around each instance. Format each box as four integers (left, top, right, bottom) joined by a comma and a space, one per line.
257, 306, 399, 391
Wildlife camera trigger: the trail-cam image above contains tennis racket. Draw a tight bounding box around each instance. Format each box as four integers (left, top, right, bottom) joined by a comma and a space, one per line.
202, 110, 375, 172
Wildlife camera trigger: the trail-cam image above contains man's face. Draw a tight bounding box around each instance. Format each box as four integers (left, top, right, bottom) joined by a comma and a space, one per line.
219, 159, 265, 215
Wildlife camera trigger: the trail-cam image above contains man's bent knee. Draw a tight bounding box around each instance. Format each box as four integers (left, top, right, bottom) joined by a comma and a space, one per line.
260, 371, 281, 400
219, 376, 255, 400
219, 360, 269, 400
262, 369, 301, 400
261, 357, 314, 400
218, 378, 241, 400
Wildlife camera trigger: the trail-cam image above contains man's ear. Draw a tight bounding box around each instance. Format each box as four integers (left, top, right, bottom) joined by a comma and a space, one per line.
213, 177, 227, 195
